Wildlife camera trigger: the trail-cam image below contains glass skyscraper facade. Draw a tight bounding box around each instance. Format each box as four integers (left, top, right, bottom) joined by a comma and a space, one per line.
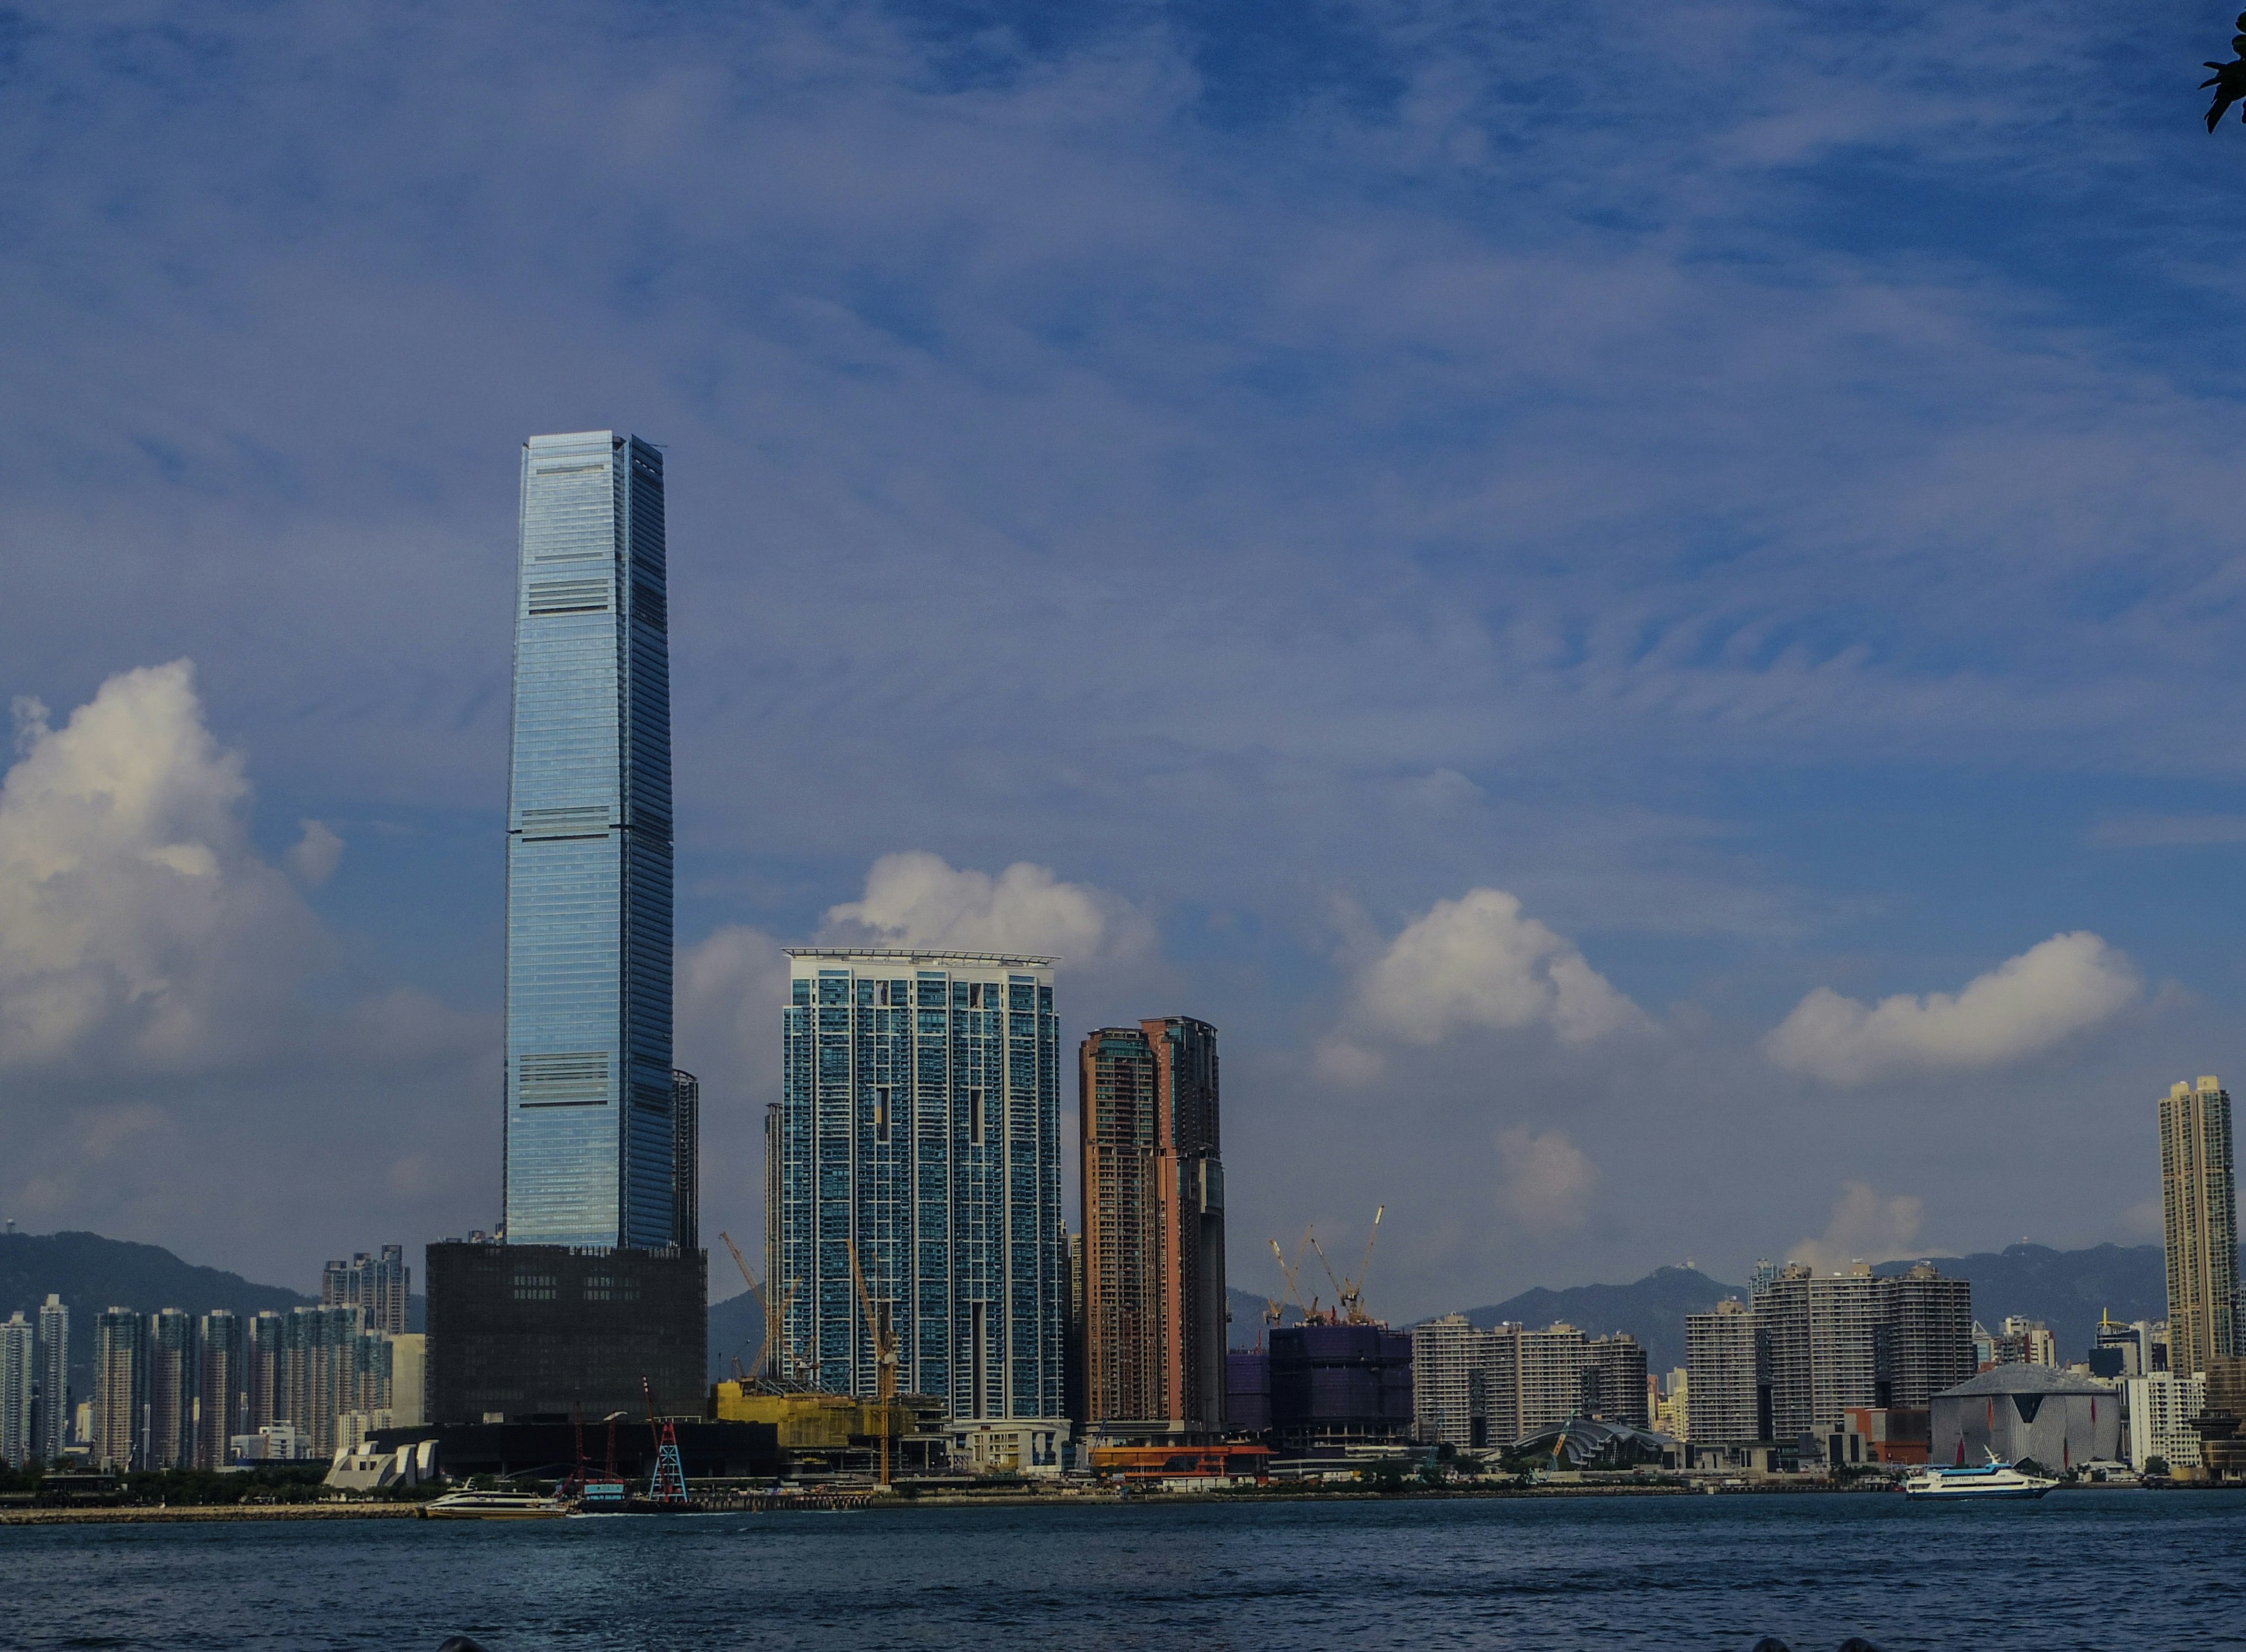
778, 950, 1065, 1429
504, 430, 676, 1250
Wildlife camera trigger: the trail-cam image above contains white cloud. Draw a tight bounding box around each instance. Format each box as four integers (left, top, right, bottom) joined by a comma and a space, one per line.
287, 818, 345, 885
676, 922, 792, 1094
1763, 931, 2138, 1086
0, 660, 325, 1071
1347, 887, 1646, 1049
1786, 1181, 1927, 1274
1495, 1126, 1599, 1232
819, 850, 1153, 968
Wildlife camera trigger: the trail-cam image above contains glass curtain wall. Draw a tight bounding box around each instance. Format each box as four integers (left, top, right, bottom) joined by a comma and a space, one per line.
504, 430, 675, 1250
779, 951, 1063, 1425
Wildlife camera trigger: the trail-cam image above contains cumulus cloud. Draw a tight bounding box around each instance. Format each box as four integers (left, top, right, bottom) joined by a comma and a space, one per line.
1786, 1181, 1927, 1274
1494, 1126, 1599, 1232
1343, 887, 1646, 1054
819, 851, 1153, 968
0, 660, 326, 1071
676, 923, 792, 1093
1763, 932, 2139, 1086
287, 818, 345, 886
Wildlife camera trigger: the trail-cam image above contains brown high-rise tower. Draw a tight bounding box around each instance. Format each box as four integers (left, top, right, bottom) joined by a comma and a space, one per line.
2161, 1075, 2240, 1376
1080, 1018, 1226, 1437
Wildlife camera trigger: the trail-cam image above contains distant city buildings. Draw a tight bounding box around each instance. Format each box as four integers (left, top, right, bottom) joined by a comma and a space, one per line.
2093, 1315, 2168, 1379
321, 1245, 409, 1337
1654, 1367, 1689, 1440
1993, 1315, 2058, 1368
2159, 1075, 2240, 1375
502, 430, 678, 1251
1409, 1319, 1627, 1449
777, 950, 1067, 1463
1, 1312, 31, 1468
1079, 1018, 1227, 1440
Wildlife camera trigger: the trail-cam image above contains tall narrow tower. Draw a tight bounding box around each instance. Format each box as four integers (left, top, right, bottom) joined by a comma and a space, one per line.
1080, 1016, 1226, 1438
2160, 1075, 2240, 1375
504, 432, 675, 1250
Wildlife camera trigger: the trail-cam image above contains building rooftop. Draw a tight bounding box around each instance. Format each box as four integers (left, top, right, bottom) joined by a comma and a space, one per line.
1938, 1364, 2113, 1398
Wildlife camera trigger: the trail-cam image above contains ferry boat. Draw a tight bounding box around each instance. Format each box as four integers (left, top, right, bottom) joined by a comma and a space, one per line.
419, 1489, 570, 1520
1903, 1451, 2058, 1501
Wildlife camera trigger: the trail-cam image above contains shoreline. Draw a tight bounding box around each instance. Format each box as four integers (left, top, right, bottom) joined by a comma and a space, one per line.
2, 1479, 2199, 1526
1, 1503, 425, 1527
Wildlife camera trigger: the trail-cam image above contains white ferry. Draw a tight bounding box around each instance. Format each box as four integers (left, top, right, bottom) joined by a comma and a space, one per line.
419, 1489, 570, 1520
1903, 1451, 2058, 1501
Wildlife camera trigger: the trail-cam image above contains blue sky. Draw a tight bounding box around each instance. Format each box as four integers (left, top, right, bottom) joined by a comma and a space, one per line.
3, 0, 2244, 1314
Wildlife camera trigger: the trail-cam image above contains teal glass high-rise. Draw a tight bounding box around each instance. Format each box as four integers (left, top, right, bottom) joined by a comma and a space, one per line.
504, 431, 675, 1250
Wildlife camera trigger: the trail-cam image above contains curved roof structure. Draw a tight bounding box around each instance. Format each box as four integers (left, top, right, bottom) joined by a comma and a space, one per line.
1937, 1364, 2111, 1399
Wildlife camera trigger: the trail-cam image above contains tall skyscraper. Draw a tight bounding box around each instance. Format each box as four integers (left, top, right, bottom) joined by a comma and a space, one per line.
1755, 1263, 1881, 1440
1484, 1322, 1589, 1445
146, 1309, 198, 1471
92, 1308, 146, 1472
247, 1312, 284, 1432
1079, 1018, 1227, 1437
1410, 1313, 1486, 1447
1686, 1298, 1762, 1444
34, 1295, 67, 1466
671, 1070, 700, 1251
2160, 1074, 2240, 1375
504, 430, 676, 1250
198, 1311, 244, 1470
0, 1313, 32, 1469
321, 1246, 410, 1337
1877, 1263, 1975, 1406
1582, 1333, 1650, 1426
778, 950, 1066, 1450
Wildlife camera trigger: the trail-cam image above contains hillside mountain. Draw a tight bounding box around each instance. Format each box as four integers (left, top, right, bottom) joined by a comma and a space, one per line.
1873, 1243, 2171, 1367
1454, 1266, 1744, 1374
0, 1230, 314, 1408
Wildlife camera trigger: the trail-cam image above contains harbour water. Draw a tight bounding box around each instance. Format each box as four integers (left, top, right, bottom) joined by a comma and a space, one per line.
6, 1489, 2245, 1651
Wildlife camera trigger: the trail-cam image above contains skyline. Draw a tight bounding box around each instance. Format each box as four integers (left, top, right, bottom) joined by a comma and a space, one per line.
4, 4, 2246, 1318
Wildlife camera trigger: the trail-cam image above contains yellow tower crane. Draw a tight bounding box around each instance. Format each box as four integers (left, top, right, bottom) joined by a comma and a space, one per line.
846, 1240, 898, 1488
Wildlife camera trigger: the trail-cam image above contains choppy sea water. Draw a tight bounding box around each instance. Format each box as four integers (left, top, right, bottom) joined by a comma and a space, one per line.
6, 1489, 2245, 1651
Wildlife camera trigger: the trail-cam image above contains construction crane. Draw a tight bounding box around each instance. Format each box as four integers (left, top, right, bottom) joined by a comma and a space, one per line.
719, 1229, 786, 1385
1269, 1231, 1316, 1322
847, 1240, 898, 1489
1340, 1205, 1384, 1325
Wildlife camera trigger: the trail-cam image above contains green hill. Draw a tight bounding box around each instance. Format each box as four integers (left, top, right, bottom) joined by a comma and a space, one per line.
0, 1230, 313, 1410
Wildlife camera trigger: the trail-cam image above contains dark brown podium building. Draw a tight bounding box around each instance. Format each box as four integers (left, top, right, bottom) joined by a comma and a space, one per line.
426, 1240, 706, 1424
